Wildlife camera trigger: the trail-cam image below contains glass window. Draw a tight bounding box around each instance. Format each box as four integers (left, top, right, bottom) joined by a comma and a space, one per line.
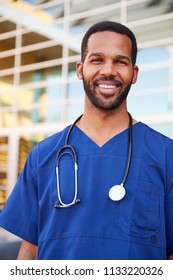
70, 0, 118, 15
0, 111, 15, 128
135, 67, 169, 90
18, 109, 41, 125
127, 1, 173, 22
18, 134, 46, 174
129, 47, 170, 116
21, 45, 62, 66
0, 190, 6, 210
137, 47, 169, 65
0, 90, 15, 107
0, 149, 8, 171
67, 101, 84, 121
43, 3, 65, 20
151, 123, 173, 139
20, 65, 62, 85
69, 9, 121, 35
68, 61, 76, 77
22, 31, 49, 46
134, 19, 173, 44
18, 101, 63, 125
133, 47, 169, 92
0, 20, 16, 34
128, 91, 168, 115
17, 83, 63, 107
68, 80, 83, 98
52, 22, 64, 33
0, 56, 15, 70
67, 80, 84, 120
69, 48, 79, 57
67, 61, 89, 119
0, 37, 15, 51
0, 136, 8, 210
45, 79, 63, 101
0, 75, 14, 85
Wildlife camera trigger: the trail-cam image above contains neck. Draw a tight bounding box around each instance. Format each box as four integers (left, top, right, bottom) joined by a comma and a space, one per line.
76, 107, 134, 147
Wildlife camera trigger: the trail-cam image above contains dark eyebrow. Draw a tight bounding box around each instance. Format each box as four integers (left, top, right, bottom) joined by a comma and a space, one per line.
88, 53, 131, 62
116, 55, 131, 62
88, 52, 103, 59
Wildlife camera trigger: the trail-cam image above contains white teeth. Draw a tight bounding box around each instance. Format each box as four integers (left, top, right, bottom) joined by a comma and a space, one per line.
98, 84, 116, 89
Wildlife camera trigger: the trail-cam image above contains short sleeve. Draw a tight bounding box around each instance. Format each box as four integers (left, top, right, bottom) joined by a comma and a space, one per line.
0, 146, 39, 245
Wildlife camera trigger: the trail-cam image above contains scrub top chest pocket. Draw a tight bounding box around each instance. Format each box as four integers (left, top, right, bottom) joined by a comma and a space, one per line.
119, 180, 163, 238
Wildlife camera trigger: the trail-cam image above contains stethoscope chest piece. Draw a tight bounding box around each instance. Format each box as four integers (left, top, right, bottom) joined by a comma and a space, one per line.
109, 184, 126, 201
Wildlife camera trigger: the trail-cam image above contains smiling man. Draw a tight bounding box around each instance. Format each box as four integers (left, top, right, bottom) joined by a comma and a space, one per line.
0, 21, 173, 260
77, 31, 138, 113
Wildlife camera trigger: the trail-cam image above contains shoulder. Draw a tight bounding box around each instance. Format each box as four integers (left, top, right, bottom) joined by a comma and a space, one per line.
37, 126, 70, 151
140, 122, 173, 146
136, 122, 173, 162
26, 126, 70, 167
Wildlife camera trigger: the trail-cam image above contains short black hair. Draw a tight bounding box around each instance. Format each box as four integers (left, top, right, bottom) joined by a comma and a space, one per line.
81, 21, 138, 65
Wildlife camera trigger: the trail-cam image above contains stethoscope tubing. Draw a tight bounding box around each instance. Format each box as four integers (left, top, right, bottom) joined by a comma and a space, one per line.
121, 112, 132, 186
54, 113, 132, 208
54, 115, 83, 208
54, 146, 80, 208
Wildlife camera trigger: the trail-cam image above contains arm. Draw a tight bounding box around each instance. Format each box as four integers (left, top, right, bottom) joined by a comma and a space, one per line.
17, 240, 38, 260
168, 255, 173, 260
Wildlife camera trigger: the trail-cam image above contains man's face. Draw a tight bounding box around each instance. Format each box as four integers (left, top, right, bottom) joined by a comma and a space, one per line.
76, 31, 138, 111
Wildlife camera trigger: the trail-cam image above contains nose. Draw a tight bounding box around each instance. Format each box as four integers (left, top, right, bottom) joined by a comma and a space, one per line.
99, 61, 117, 77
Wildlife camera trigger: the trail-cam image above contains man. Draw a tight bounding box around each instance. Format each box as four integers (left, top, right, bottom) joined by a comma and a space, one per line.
0, 21, 173, 260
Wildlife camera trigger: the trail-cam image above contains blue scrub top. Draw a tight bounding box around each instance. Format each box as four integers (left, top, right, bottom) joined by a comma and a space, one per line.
0, 122, 173, 260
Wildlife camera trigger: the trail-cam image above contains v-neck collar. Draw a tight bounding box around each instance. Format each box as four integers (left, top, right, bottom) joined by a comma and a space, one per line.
71, 122, 141, 154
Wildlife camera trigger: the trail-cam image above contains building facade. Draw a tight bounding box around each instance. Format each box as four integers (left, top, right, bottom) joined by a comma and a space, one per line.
0, 0, 173, 209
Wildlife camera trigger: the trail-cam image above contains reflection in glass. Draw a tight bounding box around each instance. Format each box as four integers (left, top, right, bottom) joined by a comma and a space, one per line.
70, 0, 118, 15
18, 133, 46, 174
0, 112, 15, 127
18, 102, 62, 125
43, 3, 65, 19
152, 123, 173, 139
68, 61, 76, 76
18, 82, 62, 106
0, 20, 16, 34
67, 80, 84, 120
134, 20, 173, 44
0, 89, 14, 107
22, 31, 49, 46
0, 37, 15, 52
129, 46, 171, 117
20, 65, 62, 85
0, 136, 8, 210
21, 45, 62, 65
67, 101, 84, 121
0, 56, 15, 70
68, 80, 83, 99
0, 75, 14, 85
69, 6, 120, 35
127, 1, 173, 22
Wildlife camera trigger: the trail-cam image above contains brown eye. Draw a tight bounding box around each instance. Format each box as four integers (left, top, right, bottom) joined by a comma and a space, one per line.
117, 60, 126, 65
91, 58, 102, 63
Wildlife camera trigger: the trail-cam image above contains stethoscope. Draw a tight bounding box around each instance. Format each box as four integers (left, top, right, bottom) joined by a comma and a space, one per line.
54, 113, 132, 209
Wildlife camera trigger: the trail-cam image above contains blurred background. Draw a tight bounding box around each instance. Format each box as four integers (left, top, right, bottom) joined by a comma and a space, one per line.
0, 0, 173, 257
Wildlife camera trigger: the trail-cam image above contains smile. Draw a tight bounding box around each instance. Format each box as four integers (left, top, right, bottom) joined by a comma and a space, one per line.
98, 84, 117, 89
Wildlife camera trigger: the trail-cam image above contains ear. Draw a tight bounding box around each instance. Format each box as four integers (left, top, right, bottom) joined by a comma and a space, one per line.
76, 61, 83, 80
132, 65, 139, 84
